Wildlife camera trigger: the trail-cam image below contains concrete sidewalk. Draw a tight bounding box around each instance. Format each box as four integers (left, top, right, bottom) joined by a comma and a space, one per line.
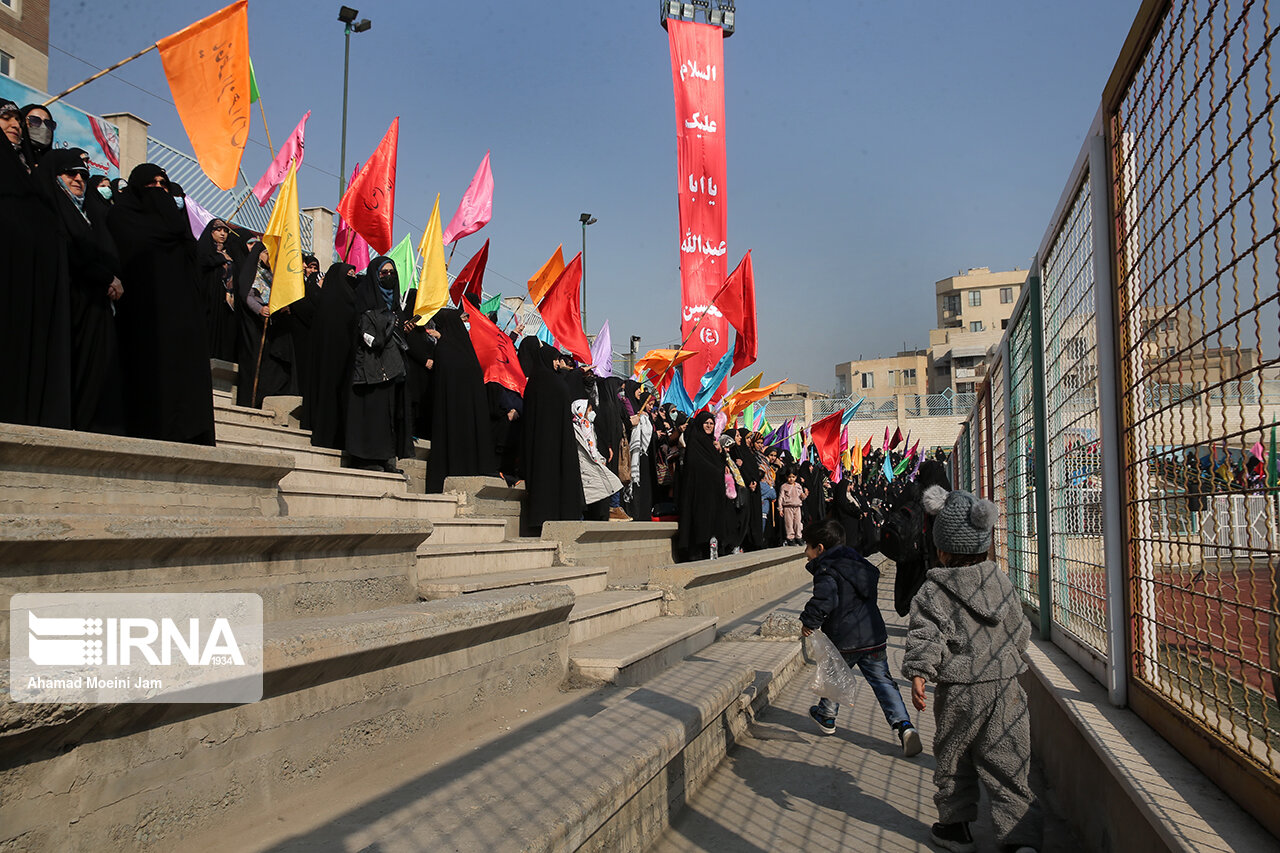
654, 570, 1084, 853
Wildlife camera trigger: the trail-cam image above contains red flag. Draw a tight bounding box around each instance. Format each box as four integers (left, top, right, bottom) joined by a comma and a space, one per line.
810, 409, 843, 474
718, 250, 757, 375
890, 426, 903, 450
862, 437, 873, 458
336, 117, 398, 255
467, 298, 526, 395
538, 252, 591, 364
449, 238, 490, 306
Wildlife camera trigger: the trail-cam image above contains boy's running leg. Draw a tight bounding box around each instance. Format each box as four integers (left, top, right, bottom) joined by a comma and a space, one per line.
852, 649, 922, 756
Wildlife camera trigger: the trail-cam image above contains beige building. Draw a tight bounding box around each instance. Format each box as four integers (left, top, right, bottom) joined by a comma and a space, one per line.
0, 0, 50, 91
928, 267, 1027, 393
835, 350, 929, 398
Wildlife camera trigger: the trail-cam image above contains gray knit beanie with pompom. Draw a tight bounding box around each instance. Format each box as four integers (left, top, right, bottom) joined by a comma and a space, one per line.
922, 485, 997, 555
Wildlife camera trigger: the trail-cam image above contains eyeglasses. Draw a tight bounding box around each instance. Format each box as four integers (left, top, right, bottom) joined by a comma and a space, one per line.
26, 115, 56, 130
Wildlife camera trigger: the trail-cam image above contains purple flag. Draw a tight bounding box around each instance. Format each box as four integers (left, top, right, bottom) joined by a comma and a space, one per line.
590, 320, 613, 377
252, 110, 310, 205
185, 191, 214, 239
442, 150, 494, 245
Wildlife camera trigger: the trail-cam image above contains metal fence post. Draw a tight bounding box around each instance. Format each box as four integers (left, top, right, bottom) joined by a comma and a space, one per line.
1027, 266, 1054, 639
1089, 130, 1129, 709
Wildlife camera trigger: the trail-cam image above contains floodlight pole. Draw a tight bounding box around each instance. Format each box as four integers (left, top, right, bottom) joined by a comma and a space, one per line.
339, 22, 352, 198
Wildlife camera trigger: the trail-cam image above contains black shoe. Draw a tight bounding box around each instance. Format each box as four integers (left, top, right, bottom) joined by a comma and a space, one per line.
930, 822, 975, 853
898, 724, 923, 757
382, 459, 404, 475
808, 705, 836, 735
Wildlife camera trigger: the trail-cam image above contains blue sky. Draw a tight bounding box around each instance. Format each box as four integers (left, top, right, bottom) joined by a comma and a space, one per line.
49, 1, 1139, 391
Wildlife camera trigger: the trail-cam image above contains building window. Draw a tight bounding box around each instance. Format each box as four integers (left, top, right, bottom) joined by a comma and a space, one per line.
0, 1, 12, 9
0, 51, 12, 78
1001, 318, 1009, 330
943, 293, 961, 316
968, 290, 982, 307
861, 373, 875, 389
970, 320, 984, 332
1000, 287, 1013, 303
900, 368, 917, 385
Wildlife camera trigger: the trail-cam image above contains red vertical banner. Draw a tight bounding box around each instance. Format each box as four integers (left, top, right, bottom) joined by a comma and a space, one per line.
669, 20, 728, 396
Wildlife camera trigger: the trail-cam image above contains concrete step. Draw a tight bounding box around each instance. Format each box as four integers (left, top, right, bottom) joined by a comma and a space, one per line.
542, 520, 679, 586
0, 514, 435, 632
567, 615, 719, 687
567, 589, 665, 645
280, 463, 408, 498
444, 475, 526, 539
424, 518, 509, 546
281, 486, 459, 522
0, 421, 293, 519
418, 564, 610, 599
647, 546, 809, 622
2, 586, 576, 852
415, 540, 561, 580
213, 395, 279, 428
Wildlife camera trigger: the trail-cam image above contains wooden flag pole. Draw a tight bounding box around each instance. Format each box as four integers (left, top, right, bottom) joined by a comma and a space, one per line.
500, 295, 528, 333
653, 272, 738, 392
258, 99, 275, 159
44, 43, 157, 105
250, 313, 269, 407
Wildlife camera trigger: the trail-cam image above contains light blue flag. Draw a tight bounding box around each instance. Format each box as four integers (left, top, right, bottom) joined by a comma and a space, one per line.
840, 397, 865, 427
535, 322, 557, 348
691, 349, 735, 411
882, 454, 895, 482
661, 366, 696, 413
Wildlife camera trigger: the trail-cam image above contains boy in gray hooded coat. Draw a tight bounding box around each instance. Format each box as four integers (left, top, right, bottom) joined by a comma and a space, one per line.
901, 486, 1042, 853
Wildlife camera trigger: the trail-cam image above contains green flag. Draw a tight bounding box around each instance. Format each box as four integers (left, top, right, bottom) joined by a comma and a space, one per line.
789, 433, 802, 461
386, 234, 419, 300
249, 59, 261, 105
894, 456, 910, 476
479, 293, 501, 315
744, 404, 756, 430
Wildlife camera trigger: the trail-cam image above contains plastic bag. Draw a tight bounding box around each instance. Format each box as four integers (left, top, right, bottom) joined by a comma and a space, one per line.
807, 631, 860, 706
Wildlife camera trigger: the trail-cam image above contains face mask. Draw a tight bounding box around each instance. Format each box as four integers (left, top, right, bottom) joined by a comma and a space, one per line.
27, 124, 52, 147
174, 197, 186, 210
587, 411, 596, 423
463, 321, 471, 331
97, 186, 112, 201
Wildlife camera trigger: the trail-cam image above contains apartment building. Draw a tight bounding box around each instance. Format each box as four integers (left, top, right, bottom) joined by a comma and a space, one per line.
0, 0, 50, 91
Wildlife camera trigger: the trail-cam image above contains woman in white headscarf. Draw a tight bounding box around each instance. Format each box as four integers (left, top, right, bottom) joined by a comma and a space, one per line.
571, 398, 623, 521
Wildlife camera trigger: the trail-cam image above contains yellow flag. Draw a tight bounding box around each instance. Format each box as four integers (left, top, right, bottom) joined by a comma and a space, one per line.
264, 159, 304, 313
413, 193, 449, 324
738, 372, 763, 393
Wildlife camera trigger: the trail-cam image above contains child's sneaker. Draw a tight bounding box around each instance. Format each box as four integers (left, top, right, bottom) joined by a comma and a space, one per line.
808, 705, 836, 735
929, 821, 975, 853
898, 723, 923, 757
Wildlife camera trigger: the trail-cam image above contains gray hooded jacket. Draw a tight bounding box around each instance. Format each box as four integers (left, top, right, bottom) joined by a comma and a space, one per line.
901, 559, 1030, 684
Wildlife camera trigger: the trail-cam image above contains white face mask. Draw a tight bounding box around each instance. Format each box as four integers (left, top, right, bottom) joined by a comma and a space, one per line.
587, 410, 596, 423
27, 123, 52, 147
97, 186, 112, 200
174, 197, 186, 210
463, 321, 471, 331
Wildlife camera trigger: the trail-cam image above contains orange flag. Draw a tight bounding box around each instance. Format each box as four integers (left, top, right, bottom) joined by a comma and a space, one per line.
528, 245, 565, 306
633, 348, 698, 388
723, 378, 786, 422
157, 1, 251, 190
337, 117, 399, 255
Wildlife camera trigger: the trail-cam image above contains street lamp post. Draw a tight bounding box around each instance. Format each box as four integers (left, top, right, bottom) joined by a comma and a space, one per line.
338, 6, 372, 198
579, 212, 597, 326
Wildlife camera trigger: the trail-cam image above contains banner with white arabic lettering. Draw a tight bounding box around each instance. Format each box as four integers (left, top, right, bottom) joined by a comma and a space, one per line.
669, 20, 728, 397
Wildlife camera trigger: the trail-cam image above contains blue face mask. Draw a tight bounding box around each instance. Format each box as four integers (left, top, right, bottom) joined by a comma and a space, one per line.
97, 186, 112, 201
174, 197, 186, 211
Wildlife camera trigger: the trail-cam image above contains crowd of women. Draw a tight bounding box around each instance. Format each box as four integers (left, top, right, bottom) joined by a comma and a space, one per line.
2, 94, 957, 567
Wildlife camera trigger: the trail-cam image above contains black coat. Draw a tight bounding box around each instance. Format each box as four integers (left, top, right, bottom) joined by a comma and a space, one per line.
0, 138, 72, 428
677, 412, 727, 556
521, 339, 583, 529
424, 307, 496, 492
345, 257, 411, 462
196, 221, 238, 362
799, 545, 888, 653
304, 263, 358, 450
107, 178, 213, 445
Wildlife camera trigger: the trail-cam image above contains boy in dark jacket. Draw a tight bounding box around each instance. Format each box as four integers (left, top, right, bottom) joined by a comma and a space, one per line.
799, 517, 923, 757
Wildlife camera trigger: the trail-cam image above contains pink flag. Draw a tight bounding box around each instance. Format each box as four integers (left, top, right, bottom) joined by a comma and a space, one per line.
252, 110, 310, 205
442, 150, 493, 245
591, 320, 613, 378
335, 163, 372, 270
185, 191, 214, 239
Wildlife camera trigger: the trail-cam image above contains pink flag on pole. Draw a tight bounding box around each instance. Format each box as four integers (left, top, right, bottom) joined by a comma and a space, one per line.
591, 320, 613, 378
185, 191, 215, 239
335, 163, 372, 270
252, 110, 310, 205
441, 150, 493, 245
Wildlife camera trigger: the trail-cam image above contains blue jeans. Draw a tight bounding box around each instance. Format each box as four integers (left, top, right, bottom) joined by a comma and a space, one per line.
816, 647, 912, 730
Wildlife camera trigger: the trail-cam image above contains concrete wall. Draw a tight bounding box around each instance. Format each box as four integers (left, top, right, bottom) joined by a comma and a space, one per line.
100, 112, 150, 177
542, 521, 679, 586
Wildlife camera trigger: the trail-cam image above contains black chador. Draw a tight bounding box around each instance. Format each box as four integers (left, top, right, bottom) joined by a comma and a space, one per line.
303, 263, 358, 450
0, 97, 71, 428
345, 256, 412, 470
235, 241, 296, 407
424, 306, 497, 492
197, 219, 238, 362
107, 163, 214, 445
520, 339, 583, 531
676, 411, 727, 560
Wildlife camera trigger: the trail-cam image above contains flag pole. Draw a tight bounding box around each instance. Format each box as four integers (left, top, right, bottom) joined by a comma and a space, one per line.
258, 99, 275, 159
653, 272, 738, 392
250, 314, 269, 407
44, 43, 158, 105
501, 295, 528, 333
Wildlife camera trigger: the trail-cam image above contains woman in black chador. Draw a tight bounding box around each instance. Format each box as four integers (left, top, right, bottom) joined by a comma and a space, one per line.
0, 97, 71, 428
345, 256, 412, 472
107, 163, 214, 445
423, 304, 497, 492
677, 411, 727, 561
304, 262, 358, 450
197, 218, 238, 362
235, 240, 296, 407
43, 148, 125, 434
520, 340, 582, 532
